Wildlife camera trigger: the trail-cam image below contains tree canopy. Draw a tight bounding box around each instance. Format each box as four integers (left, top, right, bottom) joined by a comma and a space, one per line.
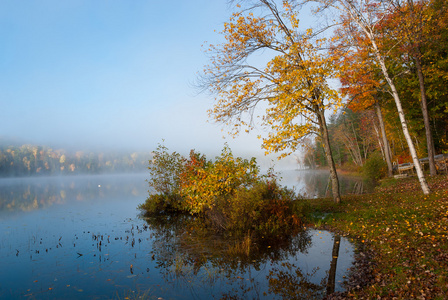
200, 0, 344, 202
197, 0, 448, 198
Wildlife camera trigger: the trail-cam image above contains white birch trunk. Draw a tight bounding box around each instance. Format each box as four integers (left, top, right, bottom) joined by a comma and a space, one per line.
341, 0, 430, 194
370, 38, 430, 194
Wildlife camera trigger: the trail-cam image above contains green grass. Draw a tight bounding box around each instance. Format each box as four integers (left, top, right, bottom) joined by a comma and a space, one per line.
305, 175, 448, 299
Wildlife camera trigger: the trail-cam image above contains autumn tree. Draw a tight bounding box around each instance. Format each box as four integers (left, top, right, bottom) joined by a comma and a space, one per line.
330, 25, 395, 176
375, 0, 437, 175
423, 0, 448, 151
308, 0, 431, 194
331, 108, 378, 167
302, 139, 317, 169
394, 0, 448, 154
199, 0, 343, 203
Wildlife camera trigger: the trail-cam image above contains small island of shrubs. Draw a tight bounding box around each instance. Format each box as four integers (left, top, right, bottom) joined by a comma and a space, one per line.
139, 143, 308, 241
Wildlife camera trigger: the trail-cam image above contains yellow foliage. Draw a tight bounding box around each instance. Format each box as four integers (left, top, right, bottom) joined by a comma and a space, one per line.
179, 146, 259, 214
202, 0, 342, 157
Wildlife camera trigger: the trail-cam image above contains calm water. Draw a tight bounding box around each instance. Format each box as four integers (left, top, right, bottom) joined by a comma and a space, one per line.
279, 169, 373, 198
0, 172, 360, 299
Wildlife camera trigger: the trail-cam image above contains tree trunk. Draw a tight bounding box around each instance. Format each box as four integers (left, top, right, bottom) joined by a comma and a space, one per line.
370, 39, 430, 194
374, 123, 385, 159
341, 133, 361, 166
350, 120, 363, 166
414, 53, 437, 176
317, 109, 341, 203
375, 101, 394, 177
338, 122, 363, 166
407, 0, 437, 176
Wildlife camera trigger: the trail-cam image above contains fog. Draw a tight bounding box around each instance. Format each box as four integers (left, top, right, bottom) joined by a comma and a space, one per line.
0, 1, 308, 169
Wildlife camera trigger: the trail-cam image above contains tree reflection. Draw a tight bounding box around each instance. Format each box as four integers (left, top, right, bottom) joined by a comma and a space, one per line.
0, 175, 147, 213
143, 214, 342, 299
267, 262, 324, 299
326, 235, 341, 296
295, 171, 373, 198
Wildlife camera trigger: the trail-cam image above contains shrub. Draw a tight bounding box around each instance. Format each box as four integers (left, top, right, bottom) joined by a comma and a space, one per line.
147, 142, 184, 196
207, 179, 302, 238
362, 151, 387, 181
178, 146, 260, 214
138, 193, 184, 215
140, 143, 304, 238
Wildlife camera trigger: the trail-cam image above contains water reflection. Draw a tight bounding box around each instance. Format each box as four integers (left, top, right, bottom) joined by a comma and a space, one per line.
0, 174, 147, 215
327, 235, 341, 295
279, 170, 374, 198
0, 173, 356, 299
0, 171, 372, 216
144, 214, 353, 299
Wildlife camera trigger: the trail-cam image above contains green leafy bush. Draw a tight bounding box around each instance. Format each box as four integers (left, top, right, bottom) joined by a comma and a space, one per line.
362, 151, 387, 181
146, 142, 184, 196
195, 178, 304, 239
207, 179, 302, 236
138, 193, 183, 215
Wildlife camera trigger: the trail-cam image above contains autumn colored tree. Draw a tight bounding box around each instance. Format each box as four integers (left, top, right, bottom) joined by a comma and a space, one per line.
336, 111, 363, 166
199, 0, 343, 203
410, 0, 448, 153
145, 143, 262, 215
309, 0, 431, 194
331, 108, 379, 167
302, 139, 317, 169
330, 25, 395, 176
373, 0, 437, 175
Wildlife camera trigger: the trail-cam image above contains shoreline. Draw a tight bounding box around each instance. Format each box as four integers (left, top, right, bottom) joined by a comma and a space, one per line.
307, 174, 448, 299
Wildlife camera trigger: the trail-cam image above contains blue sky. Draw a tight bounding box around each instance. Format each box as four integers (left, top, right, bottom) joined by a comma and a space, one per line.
0, 0, 307, 166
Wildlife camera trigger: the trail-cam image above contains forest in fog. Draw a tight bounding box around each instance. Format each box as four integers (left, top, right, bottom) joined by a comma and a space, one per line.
0, 142, 150, 177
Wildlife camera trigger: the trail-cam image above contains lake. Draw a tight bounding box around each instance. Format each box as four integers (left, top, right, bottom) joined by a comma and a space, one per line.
0, 171, 364, 299
278, 169, 373, 198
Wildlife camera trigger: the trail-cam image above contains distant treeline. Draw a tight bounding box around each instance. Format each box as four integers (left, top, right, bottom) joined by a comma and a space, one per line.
0, 144, 151, 177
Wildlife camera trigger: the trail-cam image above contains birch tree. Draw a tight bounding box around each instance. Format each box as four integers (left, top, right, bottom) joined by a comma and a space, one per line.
331, 27, 395, 176
309, 0, 431, 194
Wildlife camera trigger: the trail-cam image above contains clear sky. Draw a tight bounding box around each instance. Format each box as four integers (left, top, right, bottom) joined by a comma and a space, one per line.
0, 0, 305, 167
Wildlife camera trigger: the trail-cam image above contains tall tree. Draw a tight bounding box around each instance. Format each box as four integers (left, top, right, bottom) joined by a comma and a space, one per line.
374, 101, 394, 177
381, 0, 437, 175
199, 0, 343, 202
419, 0, 448, 153
309, 0, 431, 194
331, 23, 395, 176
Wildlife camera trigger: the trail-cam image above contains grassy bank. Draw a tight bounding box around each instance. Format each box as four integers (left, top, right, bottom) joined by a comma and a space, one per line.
306, 175, 448, 299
